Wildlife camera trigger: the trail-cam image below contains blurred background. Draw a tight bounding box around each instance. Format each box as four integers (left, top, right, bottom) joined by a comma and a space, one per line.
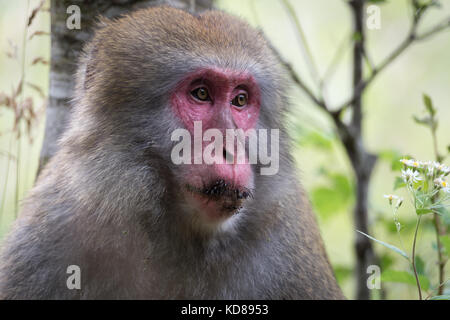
0, 0, 449, 299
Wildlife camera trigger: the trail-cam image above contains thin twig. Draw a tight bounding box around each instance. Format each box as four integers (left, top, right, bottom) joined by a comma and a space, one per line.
429, 115, 447, 295
280, 0, 321, 89
424, 279, 450, 300
269, 44, 329, 112
416, 17, 450, 41
412, 215, 423, 300
319, 33, 352, 91
334, 15, 450, 115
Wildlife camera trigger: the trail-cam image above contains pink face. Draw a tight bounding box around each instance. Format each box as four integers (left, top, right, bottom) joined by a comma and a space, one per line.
170, 67, 261, 222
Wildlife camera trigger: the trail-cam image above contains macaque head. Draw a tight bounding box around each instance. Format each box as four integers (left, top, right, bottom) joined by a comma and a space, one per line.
73, 7, 287, 226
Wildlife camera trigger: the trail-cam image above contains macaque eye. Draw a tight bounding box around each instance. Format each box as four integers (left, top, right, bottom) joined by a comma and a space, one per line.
231, 93, 248, 108
191, 87, 211, 101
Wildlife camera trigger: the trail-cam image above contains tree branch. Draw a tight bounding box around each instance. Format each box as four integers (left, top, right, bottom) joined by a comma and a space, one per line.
269, 46, 328, 112
334, 14, 450, 116
280, 0, 321, 88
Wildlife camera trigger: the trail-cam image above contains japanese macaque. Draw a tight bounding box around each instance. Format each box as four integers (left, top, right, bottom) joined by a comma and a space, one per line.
0, 6, 344, 299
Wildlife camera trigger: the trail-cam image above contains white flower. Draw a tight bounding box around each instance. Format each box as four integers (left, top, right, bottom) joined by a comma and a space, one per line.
433, 162, 450, 174
402, 168, 422, 184
443, 187, 450, 193
384, 194, 398, 205
399, 159, 423, 169
435, 177, 449, 189
427, 165, 435, 177
399, 159, 414, 167
410, 160, 421, 168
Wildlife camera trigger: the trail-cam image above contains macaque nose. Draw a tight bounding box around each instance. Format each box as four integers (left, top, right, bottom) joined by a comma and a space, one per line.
223, 147, 234, 164
214, 144, 251, 188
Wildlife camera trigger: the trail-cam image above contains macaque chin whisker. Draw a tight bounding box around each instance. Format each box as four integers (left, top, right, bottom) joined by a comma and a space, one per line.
185, 180, 253, 201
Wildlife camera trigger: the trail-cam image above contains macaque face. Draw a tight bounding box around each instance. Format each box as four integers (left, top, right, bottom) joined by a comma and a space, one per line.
170, 67, 261, 222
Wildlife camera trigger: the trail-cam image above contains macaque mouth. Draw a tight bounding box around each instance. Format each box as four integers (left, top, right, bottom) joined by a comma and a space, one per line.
186, 179, 253, 214
187, 179, 253, 200
186, 179, 253, 216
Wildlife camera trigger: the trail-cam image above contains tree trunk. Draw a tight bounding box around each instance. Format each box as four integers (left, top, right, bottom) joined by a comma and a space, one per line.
349, 0, 377, 300
353, 154, 377, 300
39, 0, 213, 170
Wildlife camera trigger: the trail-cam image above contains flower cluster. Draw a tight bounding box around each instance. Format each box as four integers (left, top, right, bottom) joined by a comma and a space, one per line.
384, 159, 450, 221
399, 159, 450, 193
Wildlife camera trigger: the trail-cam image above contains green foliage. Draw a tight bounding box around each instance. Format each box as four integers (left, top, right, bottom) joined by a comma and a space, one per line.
413, 94, 438, 131
416, 208, 433, 215
393, 177, 406, 190
379, 253, 395, 270
381, 270, 430, 291
412, 256, 426, 275
378, 95, 450, 299
379, 216, 401, 234
311, 172, 353, 220
434, 207, 450, 226
334, 265, 352, 284
356, 230, 409, 260
422, 94, 436, 117
299, 131, 334, 151
378, 150, 405, 172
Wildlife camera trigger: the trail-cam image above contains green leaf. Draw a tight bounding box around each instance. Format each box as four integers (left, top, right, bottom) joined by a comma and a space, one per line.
311, 173, 353, 220
333, 265, 352, 284
381, 270, 430, 290
394, 177, 406, 190
311, 187, 341, 219
416, 208, 433, 215
381, 270, 413, 284
380, 253, 395, 270
440, 235, 450, 256
423, 93, 436, 116
413, 256, 426, 275
356, 230, 409, 260
412, 115, 433, 127
380, 216, 400, 234
300, 131, 333, 151
429, 295, 450, 300
331, 173, 353, 198
418, 276, 430, 291
378, 150, 403, 171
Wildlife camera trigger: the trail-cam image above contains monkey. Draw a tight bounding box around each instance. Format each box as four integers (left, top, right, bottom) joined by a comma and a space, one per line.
0, 6, 345, 299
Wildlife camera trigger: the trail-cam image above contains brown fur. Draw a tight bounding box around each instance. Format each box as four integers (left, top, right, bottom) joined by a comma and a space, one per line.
0, 6, 344, 299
